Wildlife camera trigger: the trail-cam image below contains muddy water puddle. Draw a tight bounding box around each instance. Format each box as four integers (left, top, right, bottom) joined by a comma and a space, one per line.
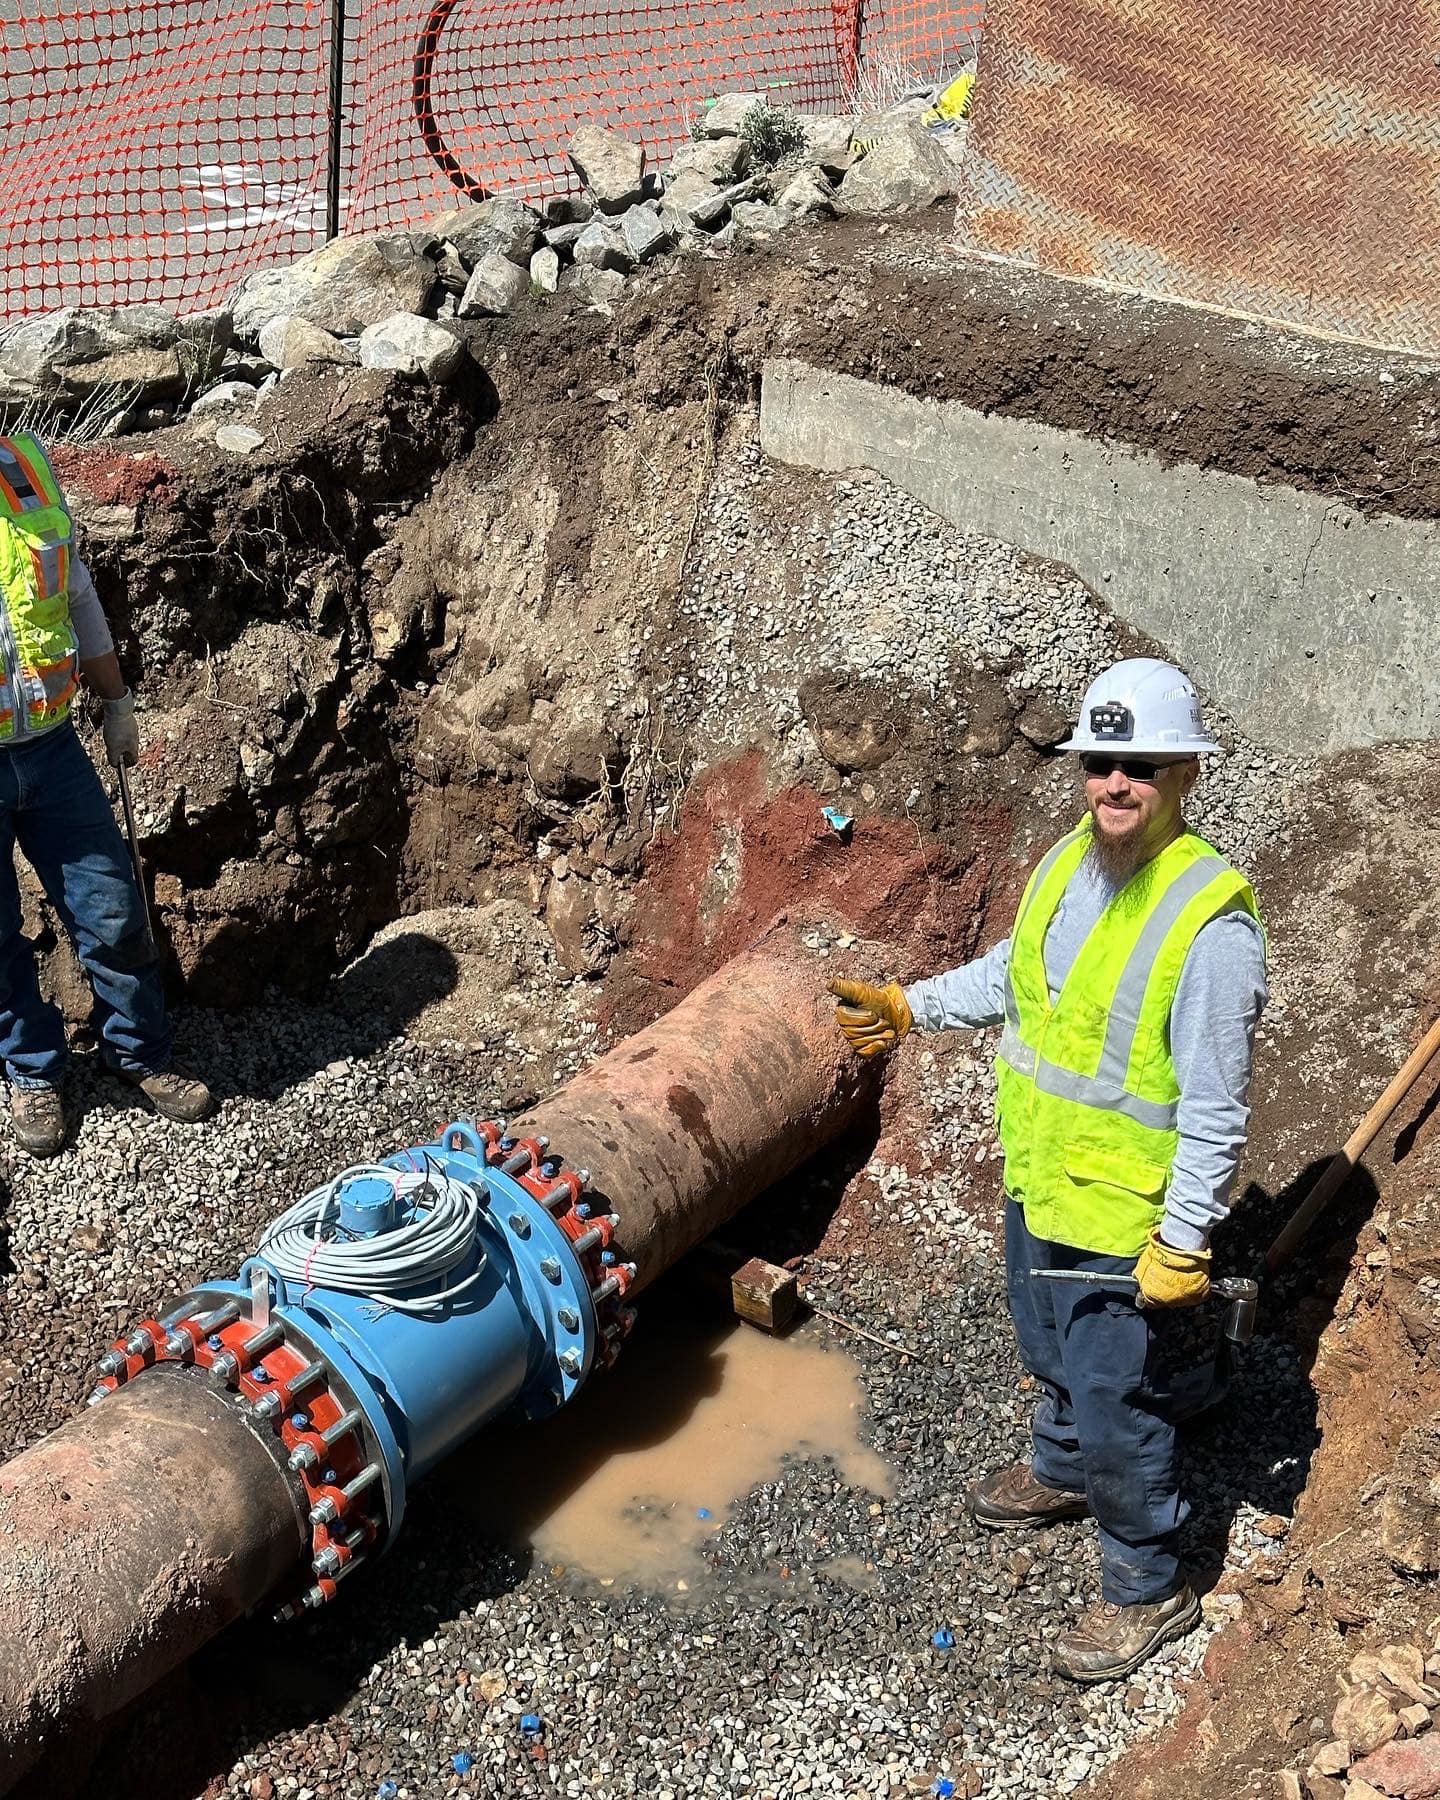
457, 1286, 892, 1593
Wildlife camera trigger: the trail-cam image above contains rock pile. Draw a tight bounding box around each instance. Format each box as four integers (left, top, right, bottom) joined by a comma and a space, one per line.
1279, 1640, 1440, 1799
0, 90, 967, 443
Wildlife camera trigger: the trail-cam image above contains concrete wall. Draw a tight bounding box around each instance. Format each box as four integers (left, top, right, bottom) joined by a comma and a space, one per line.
759, 357, 1440, 756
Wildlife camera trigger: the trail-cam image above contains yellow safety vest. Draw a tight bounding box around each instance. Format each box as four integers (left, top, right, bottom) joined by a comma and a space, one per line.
995, 819, 1262, 1258
0, 434, 79, 741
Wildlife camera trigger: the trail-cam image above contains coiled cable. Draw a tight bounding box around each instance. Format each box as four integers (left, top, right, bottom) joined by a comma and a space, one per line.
258, 1161, 486, 1316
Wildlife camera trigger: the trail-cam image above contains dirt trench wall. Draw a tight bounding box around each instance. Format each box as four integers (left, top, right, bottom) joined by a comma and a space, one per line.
47, 210, 1440, 1019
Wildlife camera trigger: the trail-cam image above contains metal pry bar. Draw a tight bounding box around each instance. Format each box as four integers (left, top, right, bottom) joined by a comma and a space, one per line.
1027, 1267, 1259, 1344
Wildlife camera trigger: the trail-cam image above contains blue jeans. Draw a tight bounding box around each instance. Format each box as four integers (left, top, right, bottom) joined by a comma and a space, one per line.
0, 722, 172, 1085
1005, 1199, 1220, 1606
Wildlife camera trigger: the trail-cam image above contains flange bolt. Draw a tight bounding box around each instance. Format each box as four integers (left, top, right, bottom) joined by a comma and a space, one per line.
308, 1461, 383, 1527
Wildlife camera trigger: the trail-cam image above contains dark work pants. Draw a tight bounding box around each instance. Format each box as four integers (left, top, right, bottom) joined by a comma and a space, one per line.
1005, 1199, 1219, 1606
0, 722, 171, 1084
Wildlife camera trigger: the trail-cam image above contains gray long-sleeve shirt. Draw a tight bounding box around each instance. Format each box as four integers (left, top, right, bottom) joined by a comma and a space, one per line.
69, 554, 114, 662
905, 852, 1267, 1251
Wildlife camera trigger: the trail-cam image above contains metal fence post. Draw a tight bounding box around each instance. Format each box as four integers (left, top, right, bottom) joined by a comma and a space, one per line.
325, 0, 348, 240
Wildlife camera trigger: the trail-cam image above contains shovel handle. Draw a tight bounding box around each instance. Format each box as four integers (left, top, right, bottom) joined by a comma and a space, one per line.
115, 763, 158, 954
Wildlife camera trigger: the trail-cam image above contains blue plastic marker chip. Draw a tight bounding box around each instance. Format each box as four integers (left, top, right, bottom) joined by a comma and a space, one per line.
932, 1626, 956, 1650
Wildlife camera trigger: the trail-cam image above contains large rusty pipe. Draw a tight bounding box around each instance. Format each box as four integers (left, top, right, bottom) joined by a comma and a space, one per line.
519, 921, 874, 1293
0, 1370, 306, 1790
0, 923, 871, 1790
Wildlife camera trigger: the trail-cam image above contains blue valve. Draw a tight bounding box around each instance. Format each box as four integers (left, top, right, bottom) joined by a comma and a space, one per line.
932, 1627, 955, 1650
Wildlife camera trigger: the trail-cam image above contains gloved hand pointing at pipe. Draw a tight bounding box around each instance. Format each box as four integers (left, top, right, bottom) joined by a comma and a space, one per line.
828, 978, 913, 1058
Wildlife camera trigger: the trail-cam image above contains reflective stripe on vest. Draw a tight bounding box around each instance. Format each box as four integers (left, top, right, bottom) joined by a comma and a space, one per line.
0, 434, 78, 740
995, 819, 1262, 1258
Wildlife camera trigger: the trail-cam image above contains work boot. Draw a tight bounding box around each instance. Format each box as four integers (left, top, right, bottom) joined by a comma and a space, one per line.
126, 1065, 213, 1124
1051, 1586, 1201, 1683
10, 1084, 65, 1157
969, 1460, 1090, 1531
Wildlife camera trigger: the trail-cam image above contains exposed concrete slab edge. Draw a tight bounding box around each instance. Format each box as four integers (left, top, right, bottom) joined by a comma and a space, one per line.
759, 357, 1440, 755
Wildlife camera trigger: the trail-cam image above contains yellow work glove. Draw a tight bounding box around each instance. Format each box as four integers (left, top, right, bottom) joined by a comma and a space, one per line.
1134, 1230, 1211, 1308
827, 978, 913, 1059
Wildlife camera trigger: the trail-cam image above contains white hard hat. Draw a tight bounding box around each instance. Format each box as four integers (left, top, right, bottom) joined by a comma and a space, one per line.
1059, 657, 1220, 755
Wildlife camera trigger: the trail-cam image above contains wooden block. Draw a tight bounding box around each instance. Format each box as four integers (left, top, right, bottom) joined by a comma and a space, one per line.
730, 1257, 798, 1333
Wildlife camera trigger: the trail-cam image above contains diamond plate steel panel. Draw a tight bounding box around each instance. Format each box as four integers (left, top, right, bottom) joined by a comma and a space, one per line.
955, 0, 1440, 355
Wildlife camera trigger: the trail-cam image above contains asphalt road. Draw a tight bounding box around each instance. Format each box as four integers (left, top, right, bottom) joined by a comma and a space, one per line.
0, 0, 973, 317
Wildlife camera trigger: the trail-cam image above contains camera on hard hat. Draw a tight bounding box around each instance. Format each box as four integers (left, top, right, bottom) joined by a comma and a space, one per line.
1088, 702, 1133, 740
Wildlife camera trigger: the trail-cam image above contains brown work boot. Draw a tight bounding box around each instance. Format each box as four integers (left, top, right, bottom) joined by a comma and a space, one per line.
126, 1065, 212, 1124
969, 1460, 1090, 1531
1051, 1586, 1201, 1683
10, 1084, 65, 1157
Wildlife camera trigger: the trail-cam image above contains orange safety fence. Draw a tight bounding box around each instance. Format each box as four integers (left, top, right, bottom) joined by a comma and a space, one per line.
0, 0, 332, 315
0, 0, 984, 320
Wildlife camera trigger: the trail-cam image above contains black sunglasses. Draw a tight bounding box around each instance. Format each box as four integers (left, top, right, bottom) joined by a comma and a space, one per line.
1079, 753, 1168, 782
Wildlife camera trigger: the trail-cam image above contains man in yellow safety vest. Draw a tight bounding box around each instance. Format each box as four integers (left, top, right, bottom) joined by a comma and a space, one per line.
0, 433, 211, 1157
829, 658, 1267, 1682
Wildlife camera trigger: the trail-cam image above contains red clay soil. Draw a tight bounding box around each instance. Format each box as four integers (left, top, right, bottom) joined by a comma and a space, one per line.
622, 752, 1011, 1005
50, 447, 178, 508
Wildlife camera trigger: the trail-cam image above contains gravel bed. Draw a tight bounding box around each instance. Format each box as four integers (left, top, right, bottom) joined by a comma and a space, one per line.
0, 986, 1312, 1800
